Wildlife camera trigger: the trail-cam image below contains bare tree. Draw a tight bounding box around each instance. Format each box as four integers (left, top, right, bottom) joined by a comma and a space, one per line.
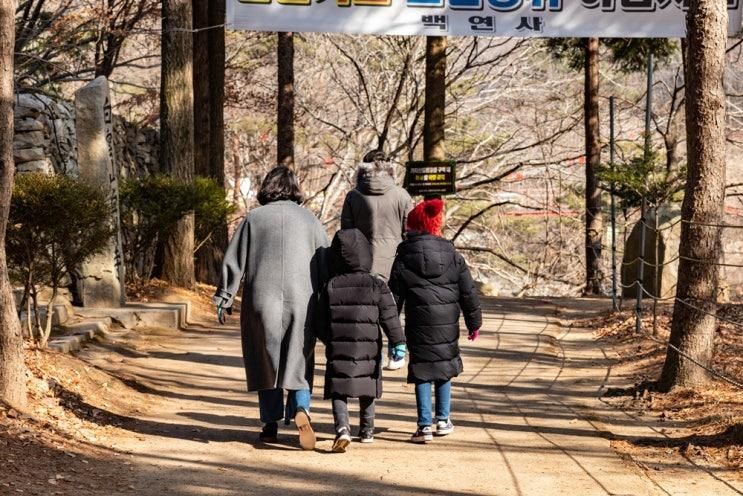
425, 36, 446, 163
584, 37, 603, 295
160, 0, 195, 287
277, 32, 295, 168
0, 0, 26, 408
660, 0, 728, 390
14, 0, 158, 88
192, 0, 227, 284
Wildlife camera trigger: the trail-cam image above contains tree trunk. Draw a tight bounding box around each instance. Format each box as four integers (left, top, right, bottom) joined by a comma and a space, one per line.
0, 0, 26, 408
277, 32, 295, 168
659, 0, 727, 391
193, 0, 210, 179
584, 37, 603, 295
424, 36, 446, 163
160, 0, 195, 288
192, 0, 227, 285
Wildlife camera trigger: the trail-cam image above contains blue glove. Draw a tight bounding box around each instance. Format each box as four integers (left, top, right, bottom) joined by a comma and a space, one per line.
391, 343, 407, 361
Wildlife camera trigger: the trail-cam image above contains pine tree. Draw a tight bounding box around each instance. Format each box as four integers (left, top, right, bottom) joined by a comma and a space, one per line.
160, 0, 196, 288
0, 0, 26, 408
660, 0, 728, 390
546, 37, 677, 295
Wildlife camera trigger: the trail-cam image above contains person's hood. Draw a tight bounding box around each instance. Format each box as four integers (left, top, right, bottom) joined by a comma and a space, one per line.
331, 228, 373, 274
356, 161, 396, 195
399, 232, 456, 279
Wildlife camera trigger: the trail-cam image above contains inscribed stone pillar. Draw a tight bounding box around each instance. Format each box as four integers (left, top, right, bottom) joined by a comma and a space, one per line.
74, 77, 125, 307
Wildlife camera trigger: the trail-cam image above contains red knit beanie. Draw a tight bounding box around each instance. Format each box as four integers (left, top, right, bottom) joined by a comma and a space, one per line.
407, 198, 445, 236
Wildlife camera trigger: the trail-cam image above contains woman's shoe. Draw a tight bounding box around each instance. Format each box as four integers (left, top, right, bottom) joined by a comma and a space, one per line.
435, 419, 454, 436
332, 427, 352, 453
259, 422, 278, 443
411, 426, 433, 444
294, 407, 316, 451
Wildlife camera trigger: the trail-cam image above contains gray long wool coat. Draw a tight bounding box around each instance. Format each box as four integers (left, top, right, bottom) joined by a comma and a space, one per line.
341, 163, 412, 280
213, 201, 329, 392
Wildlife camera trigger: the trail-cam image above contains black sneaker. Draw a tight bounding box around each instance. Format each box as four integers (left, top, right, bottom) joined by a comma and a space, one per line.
332, 427, 352, 453
259, 422, 278, 443
411, 426, 433, 444
358, 427, 374, 444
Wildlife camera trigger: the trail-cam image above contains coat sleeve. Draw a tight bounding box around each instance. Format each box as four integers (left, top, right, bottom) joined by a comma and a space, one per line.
213, 217, 249, 309
313, 285, 331, 345
312, 220, 331, 291
399, 189, 413, 238
341, 192, 354, 230
376, 278, 405, 346
388, 257, 405, 314
456, 253, 483, 332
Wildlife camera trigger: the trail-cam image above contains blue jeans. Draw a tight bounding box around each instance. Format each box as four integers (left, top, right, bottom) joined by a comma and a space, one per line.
415, 380, 452, 427
258, 388, 311, 425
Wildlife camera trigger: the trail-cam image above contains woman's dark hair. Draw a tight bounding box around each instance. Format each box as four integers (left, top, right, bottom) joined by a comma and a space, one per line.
257, 166, 304, 206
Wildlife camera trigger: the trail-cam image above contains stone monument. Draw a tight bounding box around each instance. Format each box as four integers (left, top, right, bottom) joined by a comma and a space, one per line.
621, 207, 681, 300
74, 77, 125, 307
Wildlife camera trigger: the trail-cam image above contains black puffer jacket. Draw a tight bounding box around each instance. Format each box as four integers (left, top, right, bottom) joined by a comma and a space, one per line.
389, 232, 482, 383
316, 229, 405, 399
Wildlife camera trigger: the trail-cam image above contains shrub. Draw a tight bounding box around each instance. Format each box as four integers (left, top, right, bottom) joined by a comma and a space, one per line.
7, 173, 113, 346
120, 175, 234, 282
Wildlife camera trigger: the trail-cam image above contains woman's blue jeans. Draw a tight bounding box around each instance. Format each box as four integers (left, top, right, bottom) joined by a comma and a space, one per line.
258, 388, 311, 425
414, 380, 452, 427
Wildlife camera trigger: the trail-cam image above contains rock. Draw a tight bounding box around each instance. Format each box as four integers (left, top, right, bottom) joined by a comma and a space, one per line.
16, 160, 53, 174
13, 131, 45, 148
75, 76, 125, 308
14, 118, 44, 132
13, 147, 46, 163
621, 206, 681, 299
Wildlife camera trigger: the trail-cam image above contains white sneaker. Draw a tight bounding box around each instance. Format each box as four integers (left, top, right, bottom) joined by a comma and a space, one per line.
385, 356, 406, 371
435, 419, 454, 436
411, 426, 434, 444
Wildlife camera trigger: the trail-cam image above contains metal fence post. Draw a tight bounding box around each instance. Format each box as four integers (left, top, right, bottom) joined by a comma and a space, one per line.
636, 199, 647, 334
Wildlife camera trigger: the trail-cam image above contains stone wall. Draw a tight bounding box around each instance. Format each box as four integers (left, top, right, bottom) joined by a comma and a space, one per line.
13, 92, 159, 178
13, 93, 76, 175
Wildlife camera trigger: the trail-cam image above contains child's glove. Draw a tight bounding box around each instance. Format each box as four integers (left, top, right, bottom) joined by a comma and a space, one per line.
391, 343, 407, 360
468, 329, 480, 341
217, 304, 233, 325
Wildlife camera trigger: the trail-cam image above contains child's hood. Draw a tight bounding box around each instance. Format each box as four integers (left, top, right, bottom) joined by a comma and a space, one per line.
331, 228, 373, 274
399, 233, 456, 279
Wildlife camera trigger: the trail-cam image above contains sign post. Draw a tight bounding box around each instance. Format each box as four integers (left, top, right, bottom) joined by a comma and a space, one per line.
404, 161, 456, 197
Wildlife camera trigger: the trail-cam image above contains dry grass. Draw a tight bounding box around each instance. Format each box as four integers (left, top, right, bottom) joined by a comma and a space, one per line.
579, 303, 743, 472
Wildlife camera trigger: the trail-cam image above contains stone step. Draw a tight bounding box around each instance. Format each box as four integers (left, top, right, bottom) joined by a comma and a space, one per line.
48, 317, 112, 353
74, 301, 190, 330
47, 301, 191, 353
19, 304, 73, 328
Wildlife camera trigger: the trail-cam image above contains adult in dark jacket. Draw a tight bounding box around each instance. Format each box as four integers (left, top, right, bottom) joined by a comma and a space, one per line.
213, 166, 329, 450
389, 198, 482, 444
341, 150, 412, 281
316, 229, 406, 452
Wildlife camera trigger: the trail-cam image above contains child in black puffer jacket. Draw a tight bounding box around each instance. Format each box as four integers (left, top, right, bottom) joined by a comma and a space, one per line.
315, 228, 406, 453
389, 198, 482, 444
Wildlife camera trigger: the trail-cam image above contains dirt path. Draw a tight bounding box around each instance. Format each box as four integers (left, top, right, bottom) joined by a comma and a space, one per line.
73, 297, 740, 496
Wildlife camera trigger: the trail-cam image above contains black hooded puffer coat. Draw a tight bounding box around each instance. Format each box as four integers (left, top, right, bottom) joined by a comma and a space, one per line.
316, 229, 405, 399
389, 232, 482, 383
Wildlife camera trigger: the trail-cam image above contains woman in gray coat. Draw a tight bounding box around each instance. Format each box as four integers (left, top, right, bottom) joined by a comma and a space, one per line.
213, 167, 329, 450
341, 150, 412, 281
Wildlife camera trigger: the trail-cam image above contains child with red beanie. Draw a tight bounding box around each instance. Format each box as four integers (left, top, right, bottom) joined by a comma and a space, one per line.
389, 198, 482, 443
